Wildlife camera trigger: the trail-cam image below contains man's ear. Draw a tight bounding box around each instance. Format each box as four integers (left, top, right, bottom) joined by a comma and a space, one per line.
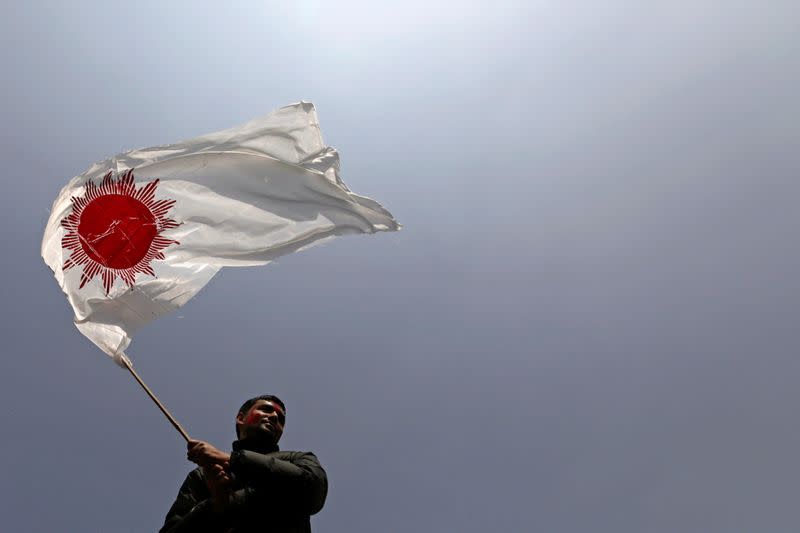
235, 411, 246, 434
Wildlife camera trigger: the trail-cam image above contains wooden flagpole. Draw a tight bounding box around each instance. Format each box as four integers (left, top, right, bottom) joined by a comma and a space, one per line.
121, 355, 191, 442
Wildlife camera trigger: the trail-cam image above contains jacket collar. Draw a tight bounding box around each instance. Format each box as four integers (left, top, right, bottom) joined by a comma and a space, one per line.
232, 437, 279, 454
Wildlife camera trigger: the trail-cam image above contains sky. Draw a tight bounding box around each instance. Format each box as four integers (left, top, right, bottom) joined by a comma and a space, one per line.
1, 1, 799, 531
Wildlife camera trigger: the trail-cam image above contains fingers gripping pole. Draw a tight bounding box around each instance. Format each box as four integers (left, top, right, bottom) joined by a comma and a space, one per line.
121, 354, 190, 442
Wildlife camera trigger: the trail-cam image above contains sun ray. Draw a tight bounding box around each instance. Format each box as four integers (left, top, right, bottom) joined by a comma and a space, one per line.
61, 169, 179, 295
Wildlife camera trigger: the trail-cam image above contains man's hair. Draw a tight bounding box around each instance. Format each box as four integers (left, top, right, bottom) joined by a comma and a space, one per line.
238, 394, 286, 416
236, 394, 286, 438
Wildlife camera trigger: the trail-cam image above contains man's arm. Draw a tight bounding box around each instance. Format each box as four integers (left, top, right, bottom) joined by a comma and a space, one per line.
159, 469, 224, 533
184, 440, 328, 516
229, 450, 328, 515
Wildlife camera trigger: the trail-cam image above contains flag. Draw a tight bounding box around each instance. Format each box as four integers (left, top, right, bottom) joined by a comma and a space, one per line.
41, 102, 399, 365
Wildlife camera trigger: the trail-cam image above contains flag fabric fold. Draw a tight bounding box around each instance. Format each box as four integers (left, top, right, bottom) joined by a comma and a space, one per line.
41, 102, 399, 364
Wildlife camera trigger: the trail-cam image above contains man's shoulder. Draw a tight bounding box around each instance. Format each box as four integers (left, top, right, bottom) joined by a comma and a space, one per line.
179, 465, 207, 485
171, 466, 211, 500
249, 449, 322, 463
273, 449, 320, 457
232, 449, 325, 471
276, 449, 323, 462
186, 465, 204, 476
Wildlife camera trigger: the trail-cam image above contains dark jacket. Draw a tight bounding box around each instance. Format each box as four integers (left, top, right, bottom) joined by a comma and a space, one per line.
160, 439, 327, 533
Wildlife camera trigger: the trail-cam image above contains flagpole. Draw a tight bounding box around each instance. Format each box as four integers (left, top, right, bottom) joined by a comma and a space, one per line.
121, 354, 191, 442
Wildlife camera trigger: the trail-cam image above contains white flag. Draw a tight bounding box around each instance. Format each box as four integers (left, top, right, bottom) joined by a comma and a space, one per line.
41, 102, 399, 364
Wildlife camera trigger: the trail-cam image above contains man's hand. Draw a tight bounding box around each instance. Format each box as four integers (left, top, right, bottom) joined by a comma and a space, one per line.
187, 440, 233, 513
187, 439, 231, 467
202, 463, 232, 512
203, 463, 231, 486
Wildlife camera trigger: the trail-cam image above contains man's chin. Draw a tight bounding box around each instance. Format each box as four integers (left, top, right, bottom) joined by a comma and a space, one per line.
253, 425, 278, 442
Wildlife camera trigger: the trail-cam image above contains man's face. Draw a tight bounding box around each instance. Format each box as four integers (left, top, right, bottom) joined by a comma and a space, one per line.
237, 399, 286, 444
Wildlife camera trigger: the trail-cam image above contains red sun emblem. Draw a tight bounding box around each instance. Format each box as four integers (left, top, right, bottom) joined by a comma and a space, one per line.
61, 169, 180, 294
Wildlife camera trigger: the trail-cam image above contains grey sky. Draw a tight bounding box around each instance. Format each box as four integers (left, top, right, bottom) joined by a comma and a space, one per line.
1, 1, 799, 531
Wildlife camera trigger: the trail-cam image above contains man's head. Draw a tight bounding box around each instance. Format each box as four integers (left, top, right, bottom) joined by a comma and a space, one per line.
235, 394, 286, 444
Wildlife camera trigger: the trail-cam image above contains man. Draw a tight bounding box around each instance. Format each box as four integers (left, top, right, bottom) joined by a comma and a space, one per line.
160, 394, 328, 532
